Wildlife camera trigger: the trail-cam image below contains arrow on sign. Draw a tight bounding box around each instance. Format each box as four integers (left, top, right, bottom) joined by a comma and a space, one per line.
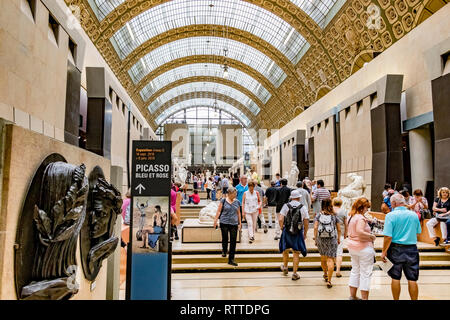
135, 184, 146, 194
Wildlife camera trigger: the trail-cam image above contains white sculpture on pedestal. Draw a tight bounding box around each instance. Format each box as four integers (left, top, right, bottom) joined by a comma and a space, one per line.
337, 173, 367, 213
288, 161, 300, 187
212, 160, 217, 175
173, 158, 187, 184
178, 161, 187, 185
198, 201, 219, 225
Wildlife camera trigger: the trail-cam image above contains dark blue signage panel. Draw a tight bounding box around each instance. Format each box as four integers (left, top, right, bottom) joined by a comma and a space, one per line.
127, 140, 172, 300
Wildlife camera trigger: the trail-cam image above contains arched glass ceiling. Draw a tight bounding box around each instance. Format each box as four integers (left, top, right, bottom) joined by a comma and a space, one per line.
148, 82, 260, 115
140, 63, 271, 104
110, 0, 308, 64
290, 0, 344, 28
88, 0, 346, 31
155, 99, 251, 127
128, 37, 286, 87
87, 0, 125, 21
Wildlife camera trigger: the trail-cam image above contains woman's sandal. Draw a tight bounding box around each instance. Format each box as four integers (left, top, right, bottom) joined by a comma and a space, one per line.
326, 281, 333, 289
323, 274, 328, 282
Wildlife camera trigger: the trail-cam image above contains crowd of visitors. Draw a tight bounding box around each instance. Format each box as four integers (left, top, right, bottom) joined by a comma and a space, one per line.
169, 168, 450, 299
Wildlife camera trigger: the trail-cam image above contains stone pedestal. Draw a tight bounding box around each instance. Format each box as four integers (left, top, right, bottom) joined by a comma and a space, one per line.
182, 219, 241, 243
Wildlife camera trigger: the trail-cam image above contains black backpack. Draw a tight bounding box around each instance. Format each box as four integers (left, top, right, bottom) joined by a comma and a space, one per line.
285, 203, 303, 236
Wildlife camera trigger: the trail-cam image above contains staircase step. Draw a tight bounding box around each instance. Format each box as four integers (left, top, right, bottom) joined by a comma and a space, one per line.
172, 252, 450, 264
172, 260, 450, 273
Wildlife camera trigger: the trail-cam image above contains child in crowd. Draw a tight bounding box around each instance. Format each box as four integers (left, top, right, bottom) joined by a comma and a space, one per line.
188, 190, 201, 205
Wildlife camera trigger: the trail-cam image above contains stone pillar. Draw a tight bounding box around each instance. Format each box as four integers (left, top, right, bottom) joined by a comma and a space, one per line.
64, 60, 81, 146
86, 67, 112, 159
106, 165, 123, 300
369, 75, 404, 210
334, 115, 341, 192
308, 137, 315, 179
409, 127, 433, 193
292, 130, 308, 181
432, 72, 450, 189
370, 102, 404, 210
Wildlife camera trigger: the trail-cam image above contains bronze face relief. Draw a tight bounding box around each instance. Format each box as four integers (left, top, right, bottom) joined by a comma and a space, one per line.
15, 154, 89, 300
80, 166, 122, 281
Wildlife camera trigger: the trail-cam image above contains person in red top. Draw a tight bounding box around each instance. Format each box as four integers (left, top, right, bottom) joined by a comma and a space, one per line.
188, 190, 201, 204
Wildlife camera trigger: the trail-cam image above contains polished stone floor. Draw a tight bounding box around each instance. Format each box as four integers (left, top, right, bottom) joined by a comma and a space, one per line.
171, 269, 450, 300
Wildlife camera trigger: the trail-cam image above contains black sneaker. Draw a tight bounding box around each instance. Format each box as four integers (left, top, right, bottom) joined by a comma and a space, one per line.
434, 237, 441, 246
228, 260, 238, 266
222, 251, 227, 257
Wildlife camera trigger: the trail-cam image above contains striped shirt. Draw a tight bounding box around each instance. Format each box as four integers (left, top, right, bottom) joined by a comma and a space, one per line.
312, 187, 331, 202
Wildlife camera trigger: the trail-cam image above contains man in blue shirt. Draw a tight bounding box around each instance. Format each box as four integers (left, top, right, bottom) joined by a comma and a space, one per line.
274, 173, 281, 187
381, 193, 421, 300
235, 175, 248, 221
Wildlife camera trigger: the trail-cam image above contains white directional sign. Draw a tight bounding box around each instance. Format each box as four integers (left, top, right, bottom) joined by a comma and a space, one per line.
135, 183, 146, 194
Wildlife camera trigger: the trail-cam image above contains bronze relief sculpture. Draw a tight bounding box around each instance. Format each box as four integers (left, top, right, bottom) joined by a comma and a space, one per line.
80, 166, 122, 281
15, 154, 88, 300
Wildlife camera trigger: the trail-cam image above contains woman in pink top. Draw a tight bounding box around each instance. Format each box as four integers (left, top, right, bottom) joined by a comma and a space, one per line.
121, 189, 131, 225
347, 197, 377, 300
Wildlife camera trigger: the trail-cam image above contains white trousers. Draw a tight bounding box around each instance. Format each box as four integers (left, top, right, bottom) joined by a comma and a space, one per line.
348, 246, 375, 292
267, 206, 276, 228
246, 212, 258, 239
258, 210, 266, 227
426, 218, 447, 239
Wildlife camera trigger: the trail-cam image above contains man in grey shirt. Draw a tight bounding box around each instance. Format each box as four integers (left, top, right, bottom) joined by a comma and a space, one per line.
296, 181, 311, 212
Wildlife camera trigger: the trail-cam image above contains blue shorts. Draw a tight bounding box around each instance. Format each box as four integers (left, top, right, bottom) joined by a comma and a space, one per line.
387, 243, 419, 281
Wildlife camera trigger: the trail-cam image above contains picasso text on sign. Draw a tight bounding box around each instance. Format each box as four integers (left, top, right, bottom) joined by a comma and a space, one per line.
135, 164, 170, 179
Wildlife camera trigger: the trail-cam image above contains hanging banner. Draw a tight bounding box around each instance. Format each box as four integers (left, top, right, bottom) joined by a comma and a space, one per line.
126, 140, 172, 300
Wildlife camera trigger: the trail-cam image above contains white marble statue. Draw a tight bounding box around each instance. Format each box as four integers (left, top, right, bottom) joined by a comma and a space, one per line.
212, 161, 217, 175
173, 158, 187, 184
337, 172, 367, 213
178, 161, 188, 184
288, 161, 300, 187
198, 201, 219, 225
205, 170, 211, 181
246, 168, 252, 180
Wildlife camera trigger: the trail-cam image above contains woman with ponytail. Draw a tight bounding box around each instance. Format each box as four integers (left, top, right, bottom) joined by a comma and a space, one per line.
347, 197, 377, 300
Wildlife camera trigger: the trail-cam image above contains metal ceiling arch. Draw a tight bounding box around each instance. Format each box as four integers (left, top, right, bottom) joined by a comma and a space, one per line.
86, 0, 341, 82
151, 92, 259, 129
155, 103, 251, 128
138, 63, 273, 105
145, 77, 264, 115
120, 24, 298, 82
108, 1, 309, 65
131, 55, 278, 100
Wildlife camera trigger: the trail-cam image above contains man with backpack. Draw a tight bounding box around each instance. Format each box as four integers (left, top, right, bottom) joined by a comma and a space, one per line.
278, 190, 309, 281
275, 179, 292, 240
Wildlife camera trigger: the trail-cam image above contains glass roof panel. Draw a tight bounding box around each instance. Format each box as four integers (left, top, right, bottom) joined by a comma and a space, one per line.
156, 99, 251, 126
289, 0, 343, 28
140, 63, 271, 104
110, 0, 308, 64
88, 0, 125, 21
128, 37, 286, 88
148, 82, 261, 115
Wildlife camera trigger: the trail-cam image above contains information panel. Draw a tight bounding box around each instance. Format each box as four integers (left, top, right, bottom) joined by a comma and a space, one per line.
127, 140, 172, 300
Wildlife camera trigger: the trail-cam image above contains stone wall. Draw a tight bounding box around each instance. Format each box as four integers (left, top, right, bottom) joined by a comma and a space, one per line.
338, 97, 372, 198
0, 122, 113, 300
